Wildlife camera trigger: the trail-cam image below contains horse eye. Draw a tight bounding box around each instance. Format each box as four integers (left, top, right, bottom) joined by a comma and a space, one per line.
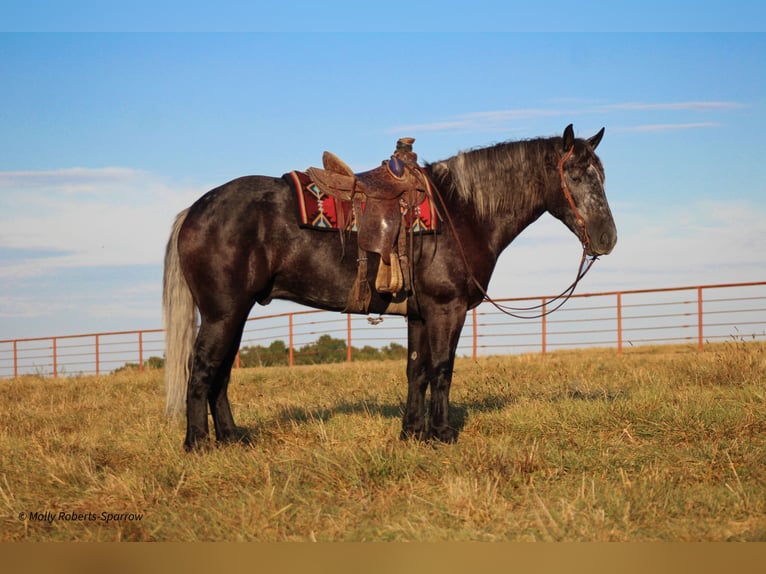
586, 164, 604, 185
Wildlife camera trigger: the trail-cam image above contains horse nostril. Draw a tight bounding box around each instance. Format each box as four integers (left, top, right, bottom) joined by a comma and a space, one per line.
596, 230, 616, 254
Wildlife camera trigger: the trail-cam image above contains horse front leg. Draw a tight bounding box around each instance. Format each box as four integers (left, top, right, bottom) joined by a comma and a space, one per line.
401, 317, 430, 440
401, 302, 467, 443
425, 303, 466, 443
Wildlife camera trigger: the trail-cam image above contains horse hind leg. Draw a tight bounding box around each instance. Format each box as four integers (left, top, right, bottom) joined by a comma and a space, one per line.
184, 314, 248, 450
209, 317, 250, 444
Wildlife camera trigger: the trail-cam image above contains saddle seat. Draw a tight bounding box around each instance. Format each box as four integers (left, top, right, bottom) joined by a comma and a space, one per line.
309, 142, 421, 201
306, 138, 430, 307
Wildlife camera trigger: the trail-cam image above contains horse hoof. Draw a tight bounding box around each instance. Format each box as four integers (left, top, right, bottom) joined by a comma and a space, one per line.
183, 437, 212, 452
427, 426, 457, 444
400, 428, 427, 442
217, 428, 254, 446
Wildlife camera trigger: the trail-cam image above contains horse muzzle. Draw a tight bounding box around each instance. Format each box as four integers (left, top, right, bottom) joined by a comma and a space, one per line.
587, 227, 617, 256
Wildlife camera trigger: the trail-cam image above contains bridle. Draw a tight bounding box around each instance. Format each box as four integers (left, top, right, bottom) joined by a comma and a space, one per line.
428, 145, 598, 320
558, 145, 591, 254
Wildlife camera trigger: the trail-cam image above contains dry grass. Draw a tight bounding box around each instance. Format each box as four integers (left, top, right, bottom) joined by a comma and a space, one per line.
1, 342, 764, 541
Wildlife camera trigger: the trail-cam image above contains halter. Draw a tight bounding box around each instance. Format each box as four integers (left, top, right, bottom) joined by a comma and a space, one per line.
429, 145, 597, 320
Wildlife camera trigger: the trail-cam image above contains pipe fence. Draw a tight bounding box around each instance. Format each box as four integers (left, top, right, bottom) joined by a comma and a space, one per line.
1, 281, 764, 378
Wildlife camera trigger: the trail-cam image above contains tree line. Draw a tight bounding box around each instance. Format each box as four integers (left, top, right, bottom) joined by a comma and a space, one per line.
121, 334, 406, 371
238, 334, 407, 367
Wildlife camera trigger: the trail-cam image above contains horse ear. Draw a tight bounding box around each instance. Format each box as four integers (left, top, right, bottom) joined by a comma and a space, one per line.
562, 124, 575, 150
588, 127, 605, 150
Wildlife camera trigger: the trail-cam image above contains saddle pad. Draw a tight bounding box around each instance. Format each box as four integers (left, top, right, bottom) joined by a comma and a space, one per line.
284, 170, 440, 234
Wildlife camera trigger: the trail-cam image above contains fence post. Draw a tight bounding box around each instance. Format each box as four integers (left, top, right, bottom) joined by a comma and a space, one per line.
472, 307, 478, 361
288, 313, 294, 367
616, 292, 623, 354
697, 286, 704, 351
541, 298, 547, 355
52, 337, 58, 379
347, 314, 352, 363
138, 331, 144, 372
95, 334, 100, 376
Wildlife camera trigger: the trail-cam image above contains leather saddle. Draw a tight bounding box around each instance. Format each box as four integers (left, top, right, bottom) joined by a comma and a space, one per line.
306, 138, 430, 308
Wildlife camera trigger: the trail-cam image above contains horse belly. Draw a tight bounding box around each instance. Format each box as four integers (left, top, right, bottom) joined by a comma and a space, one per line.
267, 229, 362, 311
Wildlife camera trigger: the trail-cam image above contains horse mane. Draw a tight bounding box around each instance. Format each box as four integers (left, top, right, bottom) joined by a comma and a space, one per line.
427, 137, 561, 220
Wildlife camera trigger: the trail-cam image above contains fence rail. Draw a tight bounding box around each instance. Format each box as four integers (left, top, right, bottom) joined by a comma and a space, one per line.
1, 281, 764, 378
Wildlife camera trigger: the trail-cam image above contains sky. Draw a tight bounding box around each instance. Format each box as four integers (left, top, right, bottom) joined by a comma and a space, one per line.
1, 7, 765, 342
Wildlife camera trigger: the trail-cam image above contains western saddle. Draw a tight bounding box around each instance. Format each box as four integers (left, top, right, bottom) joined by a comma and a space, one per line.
306, 138, 432, 314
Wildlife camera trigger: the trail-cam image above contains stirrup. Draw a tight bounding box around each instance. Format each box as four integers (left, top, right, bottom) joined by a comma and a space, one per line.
375, 252, 404, 294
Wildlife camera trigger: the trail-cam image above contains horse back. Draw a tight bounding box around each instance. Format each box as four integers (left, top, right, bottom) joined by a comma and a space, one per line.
177, 175, 360, 312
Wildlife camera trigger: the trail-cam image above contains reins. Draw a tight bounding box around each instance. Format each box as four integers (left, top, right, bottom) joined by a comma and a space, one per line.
427, 145, 598, 320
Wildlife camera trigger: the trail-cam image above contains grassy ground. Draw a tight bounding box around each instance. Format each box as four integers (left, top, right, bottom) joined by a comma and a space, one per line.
1, 342, 764, 541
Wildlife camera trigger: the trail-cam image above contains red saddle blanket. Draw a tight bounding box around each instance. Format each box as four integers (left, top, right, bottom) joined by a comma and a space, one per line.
284, 170, 440, 233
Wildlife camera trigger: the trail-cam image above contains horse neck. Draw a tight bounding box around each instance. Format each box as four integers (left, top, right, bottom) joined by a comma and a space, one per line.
428, 140, 554, 253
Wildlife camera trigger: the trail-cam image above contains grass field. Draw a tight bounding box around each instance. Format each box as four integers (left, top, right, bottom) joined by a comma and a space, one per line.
1, 342, 764, 542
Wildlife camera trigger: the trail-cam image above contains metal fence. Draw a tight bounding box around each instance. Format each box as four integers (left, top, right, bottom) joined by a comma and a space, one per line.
471, 281, 766, 356
1, 281, 764, 378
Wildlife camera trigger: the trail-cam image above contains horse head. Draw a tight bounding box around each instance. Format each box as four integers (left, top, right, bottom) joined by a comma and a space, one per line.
550, 124, 617, 257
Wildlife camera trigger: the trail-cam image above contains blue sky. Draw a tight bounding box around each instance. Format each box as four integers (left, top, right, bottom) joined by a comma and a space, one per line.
1, 13, 765, 340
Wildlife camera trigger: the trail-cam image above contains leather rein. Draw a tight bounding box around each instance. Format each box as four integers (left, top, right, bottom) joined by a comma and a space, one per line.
428, 145, 597, 320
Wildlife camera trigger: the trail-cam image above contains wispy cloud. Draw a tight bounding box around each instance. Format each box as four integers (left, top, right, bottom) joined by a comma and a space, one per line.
0, 168, 196, 334
388, 100, 745, 135
488, 196, 766, 298
597, 101, 746, 112
619, 122, 722, 132
388, 120, 480, 133
0, 167, 145, 194
602, 197, 765, 281
0, 167, 203, 277
388, 108, 567, 134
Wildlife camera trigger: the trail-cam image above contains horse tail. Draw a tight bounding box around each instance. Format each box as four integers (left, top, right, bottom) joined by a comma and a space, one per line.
163, 208, 196, 419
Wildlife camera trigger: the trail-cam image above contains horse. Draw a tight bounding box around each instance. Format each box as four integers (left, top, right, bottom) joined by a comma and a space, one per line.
163, 124, 617, 451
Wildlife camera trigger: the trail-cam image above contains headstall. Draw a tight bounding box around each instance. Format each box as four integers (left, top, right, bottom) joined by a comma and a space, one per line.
428, 146, 597, 320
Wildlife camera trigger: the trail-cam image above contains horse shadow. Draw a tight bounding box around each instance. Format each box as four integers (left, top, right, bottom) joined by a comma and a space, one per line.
232, 392, 518, 446
226, 383, 628, 447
